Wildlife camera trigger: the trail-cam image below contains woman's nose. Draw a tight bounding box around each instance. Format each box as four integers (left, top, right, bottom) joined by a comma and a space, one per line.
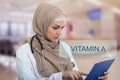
57, 29, 62, 35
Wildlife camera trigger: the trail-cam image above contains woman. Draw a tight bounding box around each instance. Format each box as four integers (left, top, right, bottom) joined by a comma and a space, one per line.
16, 2, 108, 80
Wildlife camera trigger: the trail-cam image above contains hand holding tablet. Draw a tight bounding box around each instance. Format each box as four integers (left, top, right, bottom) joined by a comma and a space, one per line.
85, 59, 115, 80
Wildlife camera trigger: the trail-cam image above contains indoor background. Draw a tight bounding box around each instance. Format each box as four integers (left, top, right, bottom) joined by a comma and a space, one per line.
0, 0, 120, 80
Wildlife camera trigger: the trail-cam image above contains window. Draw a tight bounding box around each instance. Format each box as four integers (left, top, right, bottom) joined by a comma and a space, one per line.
0, 21, 8, 36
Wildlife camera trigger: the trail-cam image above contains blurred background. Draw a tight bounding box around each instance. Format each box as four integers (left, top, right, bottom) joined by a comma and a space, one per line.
0, 0, 120, 80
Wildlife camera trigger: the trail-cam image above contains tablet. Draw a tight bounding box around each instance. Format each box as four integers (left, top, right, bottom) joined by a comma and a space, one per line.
85, 59, 115, 80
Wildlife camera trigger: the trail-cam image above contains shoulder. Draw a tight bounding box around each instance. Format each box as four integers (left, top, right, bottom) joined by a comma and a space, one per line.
16, 43, 30, 53
16, 43, 31, 58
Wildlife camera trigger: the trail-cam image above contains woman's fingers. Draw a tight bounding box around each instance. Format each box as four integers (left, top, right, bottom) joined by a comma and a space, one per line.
79, 72, 88, 76
98, 71, 109, 80
98, 74, 108, 80
75, 71, 83, 79
70, 71, 85, 80
104, 71, 109, 75
73, 73, 80, 80
71, 71, 82, 80
70, 74, 75, 80
63, 70, 88, 80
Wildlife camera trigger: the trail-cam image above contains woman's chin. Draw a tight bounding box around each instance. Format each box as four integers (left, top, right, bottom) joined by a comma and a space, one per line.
52, 39, 59, 43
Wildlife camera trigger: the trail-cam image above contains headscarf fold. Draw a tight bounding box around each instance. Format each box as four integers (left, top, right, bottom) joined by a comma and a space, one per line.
31, 2, 72, 77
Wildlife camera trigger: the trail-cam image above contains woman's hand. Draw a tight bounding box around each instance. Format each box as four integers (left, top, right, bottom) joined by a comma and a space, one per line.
62, 70, 88, 80
98, 72, 109, 80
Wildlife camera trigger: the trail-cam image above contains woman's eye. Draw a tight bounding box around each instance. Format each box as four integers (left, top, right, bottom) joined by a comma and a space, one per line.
52, 26, 64, 30
52, 26, 59, 30
61, 26, 64, 29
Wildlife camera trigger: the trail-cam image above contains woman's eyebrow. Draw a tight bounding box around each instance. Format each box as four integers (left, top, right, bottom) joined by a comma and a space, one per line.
53, 25, 65, 27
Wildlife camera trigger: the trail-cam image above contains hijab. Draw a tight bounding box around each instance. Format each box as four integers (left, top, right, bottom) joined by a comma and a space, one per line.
31, 2, 72, 77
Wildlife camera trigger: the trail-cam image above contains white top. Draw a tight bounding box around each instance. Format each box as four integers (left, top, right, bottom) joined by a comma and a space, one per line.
16, 42, 80, 80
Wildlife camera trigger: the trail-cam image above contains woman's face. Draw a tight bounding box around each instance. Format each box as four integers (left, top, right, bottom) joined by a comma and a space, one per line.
47, 21, 66, 42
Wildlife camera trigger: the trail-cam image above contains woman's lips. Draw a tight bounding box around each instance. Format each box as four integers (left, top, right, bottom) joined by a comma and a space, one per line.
54, 37, 58, 39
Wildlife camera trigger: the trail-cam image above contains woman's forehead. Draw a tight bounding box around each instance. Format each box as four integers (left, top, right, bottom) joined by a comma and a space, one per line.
52, 21, 66, 26
54, 14, 66, 22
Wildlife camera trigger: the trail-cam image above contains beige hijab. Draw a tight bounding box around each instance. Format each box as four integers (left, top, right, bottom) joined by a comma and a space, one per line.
31, 2, 72, 77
